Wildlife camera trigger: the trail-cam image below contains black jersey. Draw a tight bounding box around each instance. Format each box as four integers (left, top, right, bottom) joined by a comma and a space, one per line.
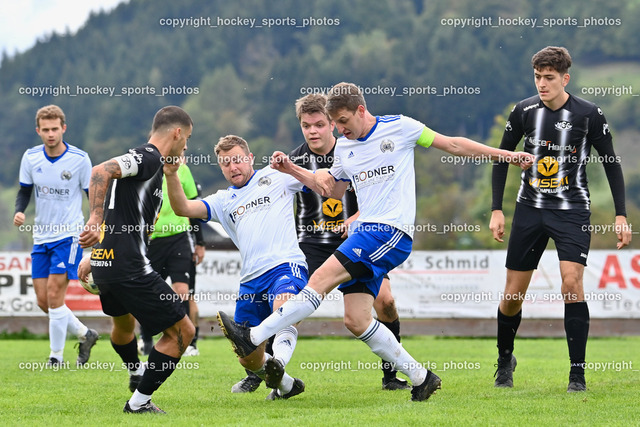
289, 141, 358, 248
492, 94, 626, 215
91, 143, 164, 283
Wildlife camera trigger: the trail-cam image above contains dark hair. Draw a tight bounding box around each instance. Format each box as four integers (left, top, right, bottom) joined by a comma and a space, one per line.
326, 82, 366, 115
531, 46, 572, 74
295, 93, 331, 122
151, 106, 193, 133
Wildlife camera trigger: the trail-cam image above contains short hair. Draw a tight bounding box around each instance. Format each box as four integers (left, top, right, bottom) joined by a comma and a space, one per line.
151, 106, 193, 134
214, 135, 250, 156
531, 46, 572, 74
326, 82, 366, 115
295, 93, 331, 122
36, 105, 65, 128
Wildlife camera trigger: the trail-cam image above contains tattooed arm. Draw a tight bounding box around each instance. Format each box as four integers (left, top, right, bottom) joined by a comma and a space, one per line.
79, 159, 122, 248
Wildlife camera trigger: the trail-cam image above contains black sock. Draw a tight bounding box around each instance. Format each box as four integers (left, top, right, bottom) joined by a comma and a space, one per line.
190, 326, 199, 347
137, 348, 181, 395
497, 308, 521, 358
380, 319, 401, 379
140, 324, 153, 345
565, 301, 589, 375
265, 335, 274, 356
111, 337, 141, 372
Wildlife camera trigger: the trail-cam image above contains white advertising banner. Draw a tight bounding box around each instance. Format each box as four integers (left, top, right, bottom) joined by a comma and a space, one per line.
1, 250, 639, 318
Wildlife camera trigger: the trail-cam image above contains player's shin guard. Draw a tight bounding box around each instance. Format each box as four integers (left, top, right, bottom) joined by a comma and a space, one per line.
112, 336, 142, 372
48, 305, 70, 355
137, 348, 181, 395
565, 301, 590, 375
497, 308, 522, 358
272, 326, 298, 366
251, 288, 322, 345
380, 319, 401, 379
358, 319, 427, 386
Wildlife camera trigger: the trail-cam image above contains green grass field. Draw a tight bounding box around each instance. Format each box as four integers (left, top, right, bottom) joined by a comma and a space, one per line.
0, 335, 638, 426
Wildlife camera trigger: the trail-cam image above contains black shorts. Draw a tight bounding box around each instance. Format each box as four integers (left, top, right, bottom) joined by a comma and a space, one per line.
299, 241, 388, 297
506, 202, 591, 271
98, 271, 187, 336
148, 232, 193, 284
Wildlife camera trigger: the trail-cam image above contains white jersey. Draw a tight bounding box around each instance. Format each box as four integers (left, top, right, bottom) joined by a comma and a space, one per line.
202, 167, 307, 283
19, 142, 92, 244
330, 115, 430, 239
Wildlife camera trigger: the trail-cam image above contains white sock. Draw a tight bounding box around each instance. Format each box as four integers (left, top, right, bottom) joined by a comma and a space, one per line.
128, 390, 152, 410
130, 361, 147, 376
272, 326, 298, 366
48, 305, 69, 355
358, 319, 427, 386
250, 288, 322, 345
58, 304, 88, 339
278, 373, 295, 395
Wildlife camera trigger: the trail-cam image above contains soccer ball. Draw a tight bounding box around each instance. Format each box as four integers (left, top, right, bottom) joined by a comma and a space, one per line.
79, 272, 100, 295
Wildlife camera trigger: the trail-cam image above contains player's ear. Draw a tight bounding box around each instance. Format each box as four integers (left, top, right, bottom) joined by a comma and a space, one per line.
562, 73, 570, 87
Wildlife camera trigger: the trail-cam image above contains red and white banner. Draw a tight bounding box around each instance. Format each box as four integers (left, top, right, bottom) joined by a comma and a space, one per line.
1, 250, 639, 318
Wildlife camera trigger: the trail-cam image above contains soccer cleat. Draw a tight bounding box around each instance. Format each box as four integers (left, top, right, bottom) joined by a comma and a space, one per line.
567, 373, 586, 392
216, 311, 257, 357
264, 358, 285, 389
382, 376, 411, 390
76, 329, 99, 365
123, 400, 166, 414
47, 357, 63, 367
410, 371, 441, 402
183, 345, 200, 357
494, 354, 517, 388
231, 371, 263, 393
265, 378, 305, 400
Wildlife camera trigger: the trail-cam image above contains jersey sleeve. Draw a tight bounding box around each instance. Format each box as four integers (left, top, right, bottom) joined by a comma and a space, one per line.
329, 146, 349, 181
179, 164, 199, 199
491, 104, 524, 211
18, 151, 33, 186
401, 115, 433, 148
80, 152, 92, 190
115, 145, 160, 180
201, 190, 225, 223
589, 107, 626, 216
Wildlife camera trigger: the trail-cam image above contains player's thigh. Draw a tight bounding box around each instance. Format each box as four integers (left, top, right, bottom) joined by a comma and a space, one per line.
308, 255, 353, 295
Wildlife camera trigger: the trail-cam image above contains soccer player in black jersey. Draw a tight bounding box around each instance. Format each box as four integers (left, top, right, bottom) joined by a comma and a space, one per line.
232, 94, 410, 393
78, 106, 195, 414
490, 46, 632, 392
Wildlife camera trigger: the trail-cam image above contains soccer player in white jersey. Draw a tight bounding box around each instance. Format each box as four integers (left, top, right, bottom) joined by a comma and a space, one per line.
217, 82, 535, 402
14, 105, 98, 366
165, 135, 308, 400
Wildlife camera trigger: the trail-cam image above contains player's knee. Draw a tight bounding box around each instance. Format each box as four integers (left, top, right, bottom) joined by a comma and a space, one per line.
374, 297, 397, 321
343, 314, 369, 336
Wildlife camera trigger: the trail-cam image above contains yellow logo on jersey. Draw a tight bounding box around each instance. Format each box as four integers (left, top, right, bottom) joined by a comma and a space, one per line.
537, 156, 559, 176
322, 198, 343, 218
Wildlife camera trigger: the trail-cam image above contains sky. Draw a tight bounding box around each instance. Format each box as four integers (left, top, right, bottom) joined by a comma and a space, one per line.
0, 0, 126, 61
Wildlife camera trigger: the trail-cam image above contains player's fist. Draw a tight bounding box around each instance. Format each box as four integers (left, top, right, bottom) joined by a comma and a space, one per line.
13, 212, 25, 227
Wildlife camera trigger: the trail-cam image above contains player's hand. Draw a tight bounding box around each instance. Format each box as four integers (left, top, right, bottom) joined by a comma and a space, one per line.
77, 254, 92, 283
508, 152, 536, 170
270, 151, 294, 173
315, 170, 335, 197
163, 157, 181, 175
193, 244, 205, 265
79, 218, 101, 248
489, 210, 506, 243
13, 212, 25, 227
615, 215, 632, 249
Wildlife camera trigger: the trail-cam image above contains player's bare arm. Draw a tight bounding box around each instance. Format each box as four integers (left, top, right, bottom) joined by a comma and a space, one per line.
270, 151, 348, 198
79, 159, 122, 248
431, 133, 535, 170
164, 163, 208, 220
